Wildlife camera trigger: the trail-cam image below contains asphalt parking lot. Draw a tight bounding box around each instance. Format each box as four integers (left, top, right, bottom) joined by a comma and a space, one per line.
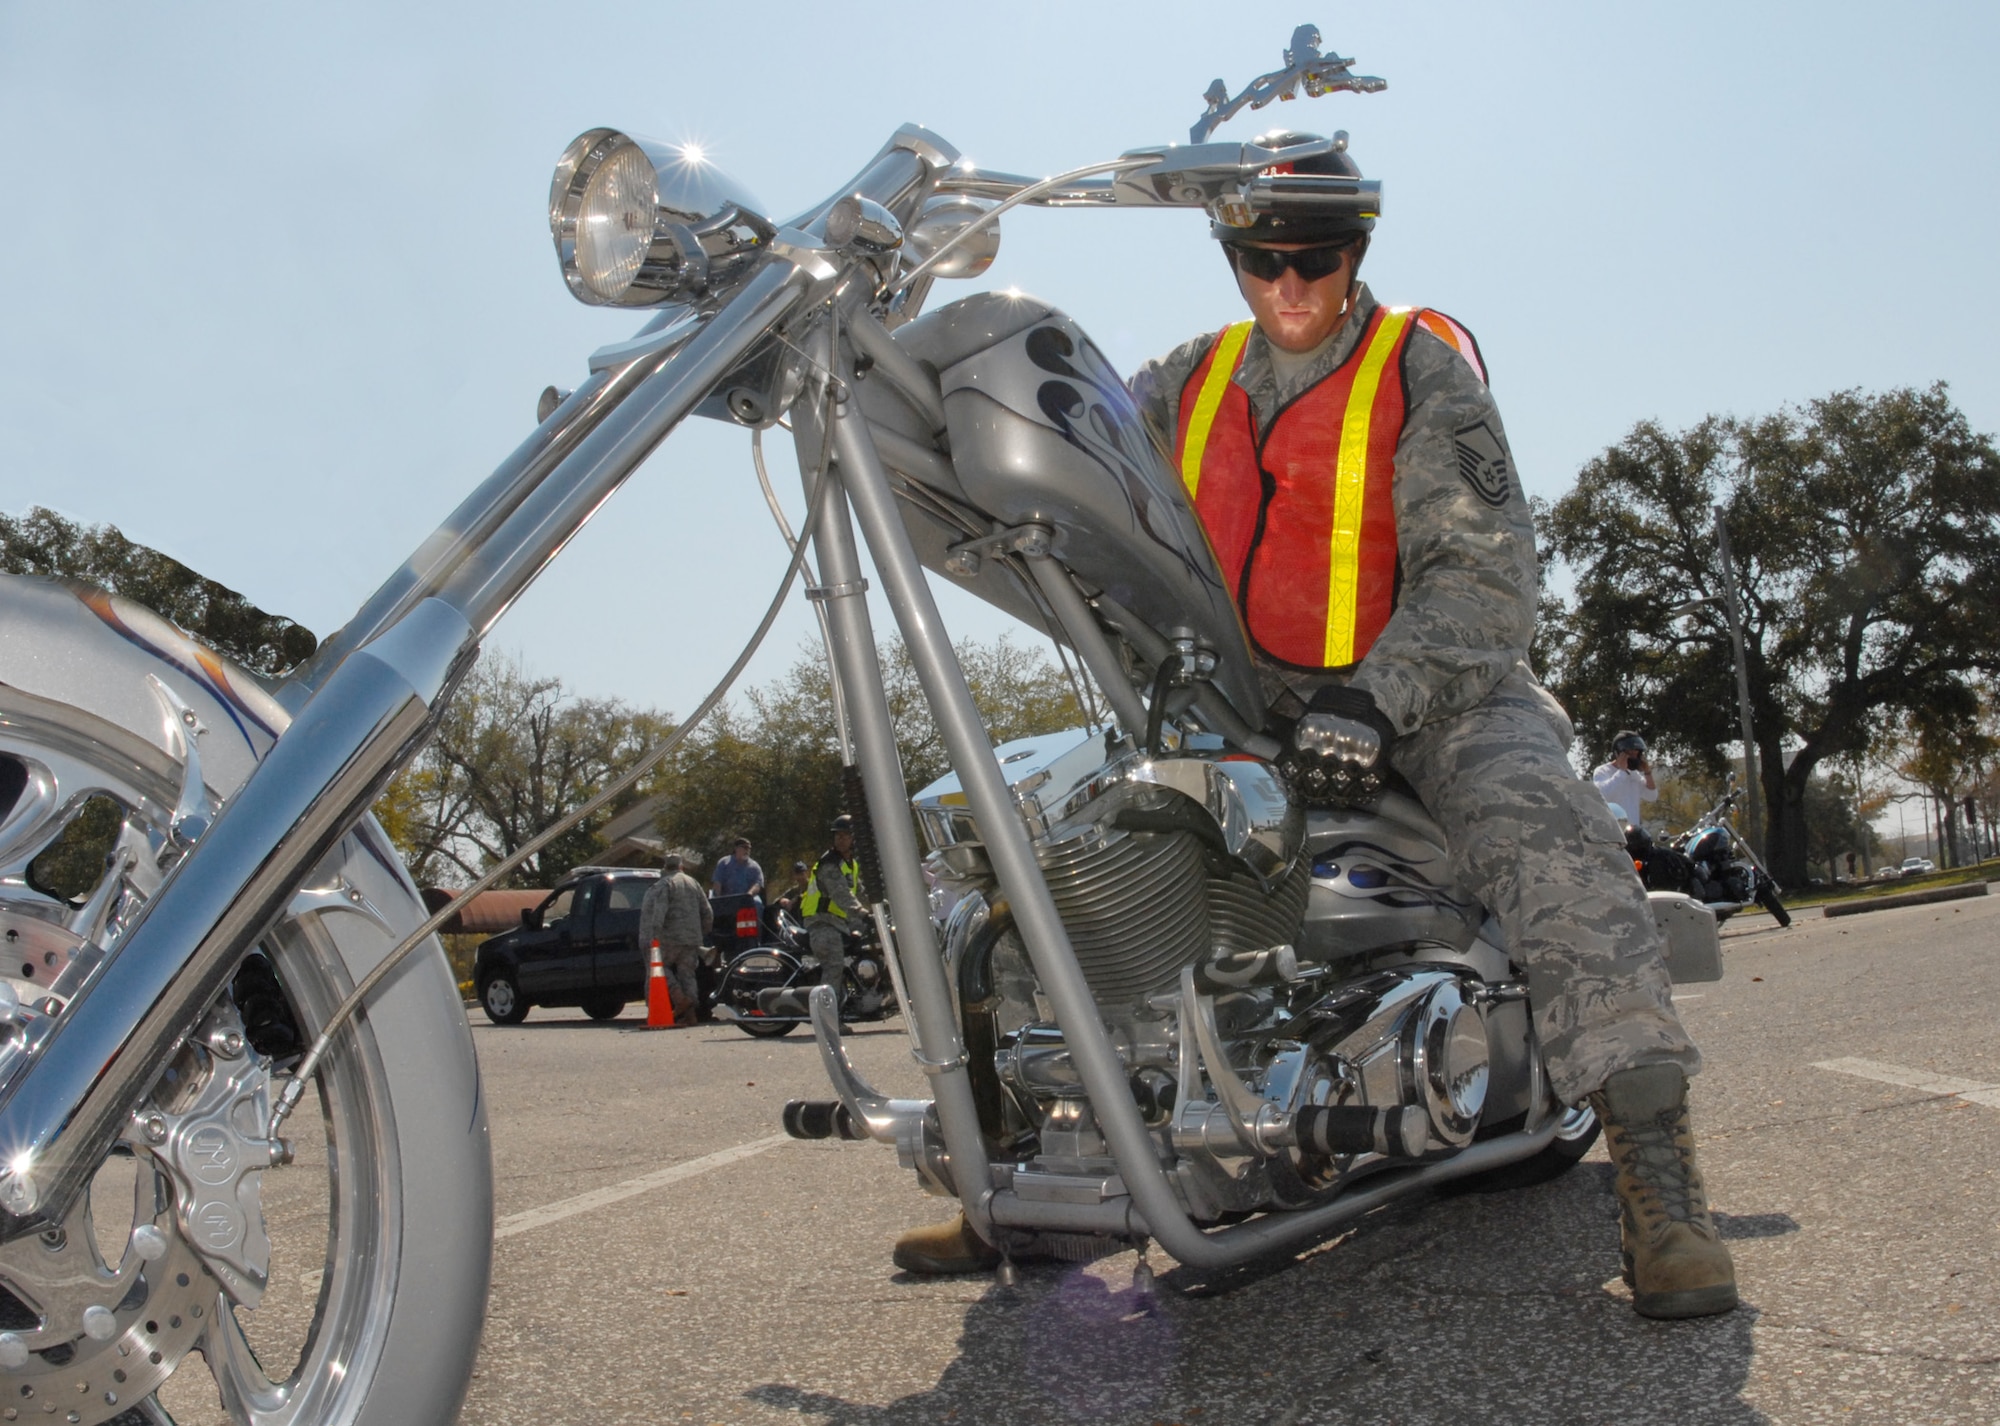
448, 895, 1997, 1423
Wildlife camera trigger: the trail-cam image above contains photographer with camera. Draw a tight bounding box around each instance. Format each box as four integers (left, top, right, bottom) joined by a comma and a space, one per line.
1593, 730, 1660, 829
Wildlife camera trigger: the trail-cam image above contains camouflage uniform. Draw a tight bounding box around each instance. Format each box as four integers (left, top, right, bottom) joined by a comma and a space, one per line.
1131, 284, 1697, 1105
638, 868, 711, 1022
804, 851, 866, 990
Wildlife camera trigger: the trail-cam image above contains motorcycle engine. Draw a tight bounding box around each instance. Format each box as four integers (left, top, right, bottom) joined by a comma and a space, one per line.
914, 730, 1501, 1223
915, 730, 1307, 1007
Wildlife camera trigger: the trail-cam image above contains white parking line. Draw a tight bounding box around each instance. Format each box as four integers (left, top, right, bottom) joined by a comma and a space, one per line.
1812, 1056, 2000, 1110
493, 1134, 792, 1240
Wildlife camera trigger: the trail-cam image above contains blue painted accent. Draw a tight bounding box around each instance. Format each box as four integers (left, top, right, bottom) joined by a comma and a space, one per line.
1312, 859, 1340, 879
1346, 865, 1388, 889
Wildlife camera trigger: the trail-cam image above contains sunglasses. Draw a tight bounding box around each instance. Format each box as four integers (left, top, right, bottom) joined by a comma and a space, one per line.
1224, 241, 1358, 284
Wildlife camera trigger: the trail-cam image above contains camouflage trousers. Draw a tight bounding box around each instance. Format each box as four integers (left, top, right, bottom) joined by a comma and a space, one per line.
659, 941, 701, 1022
807, 920, 849, 989
1389, 671, 1700, 1105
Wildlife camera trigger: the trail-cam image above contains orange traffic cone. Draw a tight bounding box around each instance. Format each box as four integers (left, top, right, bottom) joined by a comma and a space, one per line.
645, 940, 677, 1029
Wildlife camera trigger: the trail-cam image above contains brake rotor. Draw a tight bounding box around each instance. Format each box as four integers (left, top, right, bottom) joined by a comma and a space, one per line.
0, 1169, 213, 1426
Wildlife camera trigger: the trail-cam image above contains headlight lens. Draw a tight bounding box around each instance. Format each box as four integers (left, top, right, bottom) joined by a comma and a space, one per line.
575, 143, 657, 303
549, 128, 774, 309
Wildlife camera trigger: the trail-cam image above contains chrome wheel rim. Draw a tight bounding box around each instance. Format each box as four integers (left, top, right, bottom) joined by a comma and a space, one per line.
1554, 1102, 1598, 1142
0, 705, 403, 1426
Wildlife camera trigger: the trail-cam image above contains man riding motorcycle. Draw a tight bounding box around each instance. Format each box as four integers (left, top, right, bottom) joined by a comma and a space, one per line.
896, 131, 1737, 1321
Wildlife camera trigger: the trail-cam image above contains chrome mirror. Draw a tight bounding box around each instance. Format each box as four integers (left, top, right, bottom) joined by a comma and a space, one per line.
901, 194, 1000, 280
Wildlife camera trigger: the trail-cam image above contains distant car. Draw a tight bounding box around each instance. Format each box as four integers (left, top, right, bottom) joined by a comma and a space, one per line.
473, 867, 658, 1025
1873, 865, 1904, 881
1899, 856, 1936, 877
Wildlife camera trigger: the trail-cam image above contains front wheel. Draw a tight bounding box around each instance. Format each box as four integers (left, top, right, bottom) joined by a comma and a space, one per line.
0, 573, 491, 1426
1755, 882, 1792, 927
480, 967, 530, 1025
716, 948, 803, 1038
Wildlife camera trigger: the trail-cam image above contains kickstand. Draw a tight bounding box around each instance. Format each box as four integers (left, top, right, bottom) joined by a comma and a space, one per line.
995, 1254, 1021, 1288
1132, 1238, 1157, 1301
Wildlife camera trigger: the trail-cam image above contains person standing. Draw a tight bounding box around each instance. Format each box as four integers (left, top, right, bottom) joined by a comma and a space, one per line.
638, 852, 711, 1026
709, 837, 765, 900
799, 815, 865, 990
895, 125, 1737, 1321
1594, 731, 1660, 828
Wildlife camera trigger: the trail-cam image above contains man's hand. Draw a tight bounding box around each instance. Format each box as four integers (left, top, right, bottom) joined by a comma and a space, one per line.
1277, 685, 1399, 808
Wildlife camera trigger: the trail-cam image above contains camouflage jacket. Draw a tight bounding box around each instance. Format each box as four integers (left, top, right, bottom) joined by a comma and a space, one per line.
1127, 282, 1540, 738
638, 870, 711, 949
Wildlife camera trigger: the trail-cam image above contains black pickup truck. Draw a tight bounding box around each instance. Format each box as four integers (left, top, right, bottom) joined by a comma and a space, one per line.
472, 868, 775, 1024
472, 867, 658, 1024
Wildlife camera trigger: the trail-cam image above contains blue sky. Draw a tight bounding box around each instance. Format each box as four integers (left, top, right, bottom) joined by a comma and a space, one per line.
2, 2, 1994, 720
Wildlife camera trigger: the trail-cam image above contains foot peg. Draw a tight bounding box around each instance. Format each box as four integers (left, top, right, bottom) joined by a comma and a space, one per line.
781, 1099, 868, 1141
1291, 1103, 1429, 1158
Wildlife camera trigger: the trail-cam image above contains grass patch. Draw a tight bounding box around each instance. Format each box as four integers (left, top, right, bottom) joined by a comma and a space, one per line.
1737, 858, 2000, 916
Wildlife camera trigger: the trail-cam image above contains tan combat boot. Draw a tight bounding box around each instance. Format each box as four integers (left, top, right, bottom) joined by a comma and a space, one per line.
891, 1213, 1000, 1275
1591, 1063, 1739, 1319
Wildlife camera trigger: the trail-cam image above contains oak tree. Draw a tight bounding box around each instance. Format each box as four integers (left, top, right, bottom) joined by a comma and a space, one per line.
1538, 384, 2000, 885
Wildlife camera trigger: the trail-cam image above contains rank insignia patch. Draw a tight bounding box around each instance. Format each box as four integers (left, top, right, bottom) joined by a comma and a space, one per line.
1453, 420, 1514, 508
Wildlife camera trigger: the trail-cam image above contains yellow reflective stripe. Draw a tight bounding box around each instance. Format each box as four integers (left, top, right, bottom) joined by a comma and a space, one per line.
1179, 322, 1255, 499
1323, 310, 1412, 666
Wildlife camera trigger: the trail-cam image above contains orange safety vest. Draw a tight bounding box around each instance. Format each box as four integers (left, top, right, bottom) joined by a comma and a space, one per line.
1174, 306, 1484, 672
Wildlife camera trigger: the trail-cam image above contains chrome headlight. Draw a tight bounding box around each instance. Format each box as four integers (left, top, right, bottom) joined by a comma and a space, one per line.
548, 129, 773, 308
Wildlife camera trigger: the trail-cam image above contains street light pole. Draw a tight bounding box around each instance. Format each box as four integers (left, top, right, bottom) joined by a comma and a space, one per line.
1712, 506, 1765, 855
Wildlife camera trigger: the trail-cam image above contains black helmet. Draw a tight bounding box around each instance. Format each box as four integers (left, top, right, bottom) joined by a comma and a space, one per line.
1611, 731, 1648, 755
1209, 130, 1379, 246
829, 814, 855, 834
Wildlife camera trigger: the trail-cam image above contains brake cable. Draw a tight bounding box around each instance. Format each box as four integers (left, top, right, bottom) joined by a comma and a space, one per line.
270, 304, 845, 1138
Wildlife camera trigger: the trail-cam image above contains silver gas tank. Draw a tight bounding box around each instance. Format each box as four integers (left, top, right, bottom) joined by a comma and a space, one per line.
1301, 793, 1483, 958
865, 292, 1264, 732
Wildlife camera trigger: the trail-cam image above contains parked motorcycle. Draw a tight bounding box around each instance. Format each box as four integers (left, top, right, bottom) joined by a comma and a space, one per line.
711, 914, 899, 1039
0, 26, 1725, 1422
1627, 774, 1791, 927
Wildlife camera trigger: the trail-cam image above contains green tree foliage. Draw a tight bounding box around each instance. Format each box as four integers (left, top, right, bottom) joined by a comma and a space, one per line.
0, 506, 317, 675
24, 796, 126, 904
1800, 769, 1884, 883
377, 653, 674, 887
656, 634, 1086, 874
1898, 705, 1997, 869
1538, 385, 2000, 885
378, 633, 1085, 889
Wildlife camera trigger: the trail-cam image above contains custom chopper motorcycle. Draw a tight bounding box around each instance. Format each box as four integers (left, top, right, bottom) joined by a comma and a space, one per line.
0, 26, 1721, 1423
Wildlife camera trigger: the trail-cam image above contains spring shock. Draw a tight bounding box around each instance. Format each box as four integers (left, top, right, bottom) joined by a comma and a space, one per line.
840, 762, 888, 900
